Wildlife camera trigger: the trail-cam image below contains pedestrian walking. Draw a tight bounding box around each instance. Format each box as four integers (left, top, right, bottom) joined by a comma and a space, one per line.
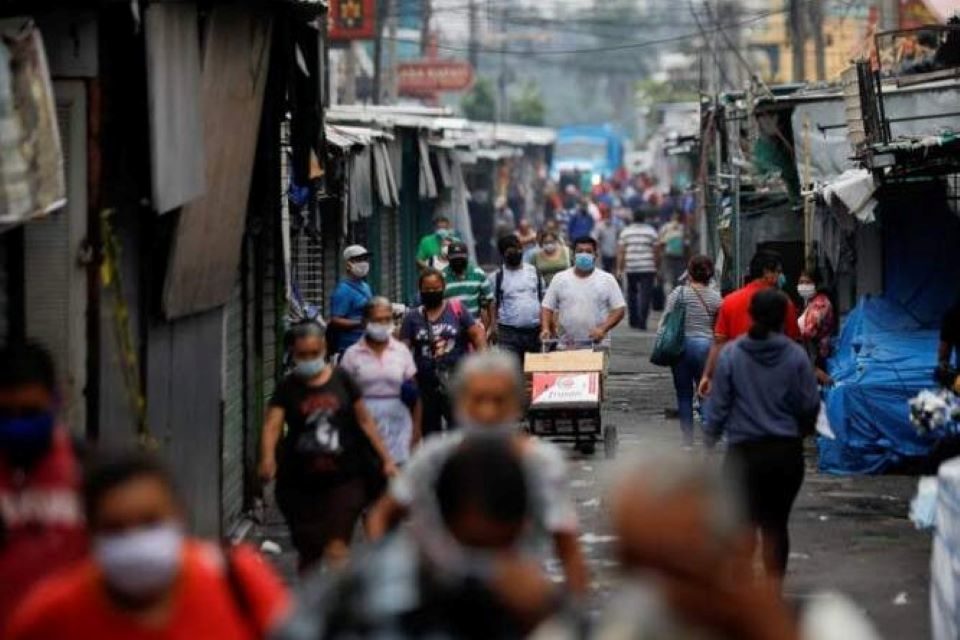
7, 452, 290, 640
258, 320, 398, 572
596, 205, 621, 273
704, 289, 820, 581
368, 350, 589, 596
0, 343, 87, 632
530, 229, 571, 286
442, 240, 494, 330
659, 255, 722, 447
416, 216, 454, 271
658, 211, 687, 295
541, 236, 626, 348
698, 250, 800, 397
493, 195, 517, 242
567, 199, 595, 243
617, 208, 660, 331
277, 436, 562, 640
797, 268, 836, 385
340, 297, 421, 472
399, 269, 486, 436
489, 235, 545, 359
516, 218, 539, 260
328, 245, 373, 359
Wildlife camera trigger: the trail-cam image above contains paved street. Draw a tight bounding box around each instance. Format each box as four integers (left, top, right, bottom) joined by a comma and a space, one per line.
256, 323, 932, 638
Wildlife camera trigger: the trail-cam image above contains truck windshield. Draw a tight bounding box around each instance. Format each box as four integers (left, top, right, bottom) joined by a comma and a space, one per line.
556, 139, 608, 163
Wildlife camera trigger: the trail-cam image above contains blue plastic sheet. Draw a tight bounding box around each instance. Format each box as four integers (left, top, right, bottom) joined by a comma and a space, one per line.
819, 189, 960, 474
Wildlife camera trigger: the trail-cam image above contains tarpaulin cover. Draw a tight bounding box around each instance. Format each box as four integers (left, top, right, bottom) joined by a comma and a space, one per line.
819, 185, 960, 474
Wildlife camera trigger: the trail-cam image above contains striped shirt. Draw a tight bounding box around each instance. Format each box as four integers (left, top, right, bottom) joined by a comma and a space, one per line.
663, 284, 722, 338
618, 223, 659, 273
442, 264, 493, 317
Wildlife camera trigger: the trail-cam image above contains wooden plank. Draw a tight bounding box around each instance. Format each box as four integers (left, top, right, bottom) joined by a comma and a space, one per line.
163, 5, 272, 319
523, 350, 605, 374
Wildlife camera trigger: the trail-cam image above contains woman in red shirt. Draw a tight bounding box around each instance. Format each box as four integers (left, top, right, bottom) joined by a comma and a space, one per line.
6, 452, 289, 640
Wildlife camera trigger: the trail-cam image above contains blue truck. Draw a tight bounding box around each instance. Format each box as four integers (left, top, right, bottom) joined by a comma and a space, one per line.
551, 124, 627, 190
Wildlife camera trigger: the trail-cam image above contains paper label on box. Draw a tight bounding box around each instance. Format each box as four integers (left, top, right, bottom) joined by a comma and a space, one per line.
531, 372, 600, 407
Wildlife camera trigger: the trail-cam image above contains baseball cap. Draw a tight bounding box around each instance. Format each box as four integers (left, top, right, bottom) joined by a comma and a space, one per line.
447, 241, 468, 259
343, 245, 370, 261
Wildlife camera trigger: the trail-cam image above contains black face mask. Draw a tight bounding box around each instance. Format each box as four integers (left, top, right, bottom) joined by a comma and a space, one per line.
421, 290, 444, 309
449, 258, 468, 273
504, 251, 523, 267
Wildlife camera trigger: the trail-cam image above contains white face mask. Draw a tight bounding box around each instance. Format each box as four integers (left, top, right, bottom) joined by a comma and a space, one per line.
797, 284, 816, 300
94, 523, 184, 598
349, 261, 370, 278
543, 242, 558, 253
365, 322, 393, 343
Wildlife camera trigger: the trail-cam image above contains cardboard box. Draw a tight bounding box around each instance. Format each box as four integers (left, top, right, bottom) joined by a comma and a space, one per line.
531, 372, 601, 409
524, 349, 605, 374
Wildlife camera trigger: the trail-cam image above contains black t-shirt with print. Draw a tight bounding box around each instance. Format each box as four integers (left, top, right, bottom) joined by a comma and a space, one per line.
270, 367, 366, 483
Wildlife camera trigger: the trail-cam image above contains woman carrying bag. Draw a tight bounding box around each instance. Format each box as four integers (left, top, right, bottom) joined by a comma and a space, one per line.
651, 255, 722, 447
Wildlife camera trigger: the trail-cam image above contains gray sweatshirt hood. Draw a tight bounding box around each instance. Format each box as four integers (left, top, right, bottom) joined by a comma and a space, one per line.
736, 333, 794, 367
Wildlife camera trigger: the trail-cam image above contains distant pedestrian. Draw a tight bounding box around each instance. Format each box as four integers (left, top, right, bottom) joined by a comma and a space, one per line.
340, 297, 421, 471
493, 196, 516, 242
258, 321, 397, 572
530, 230, 571, 287
442, 240, 494, 330
516, 218, 539, 259
617, 208, 660, 331
8, 452, 289, 640
797, 268, 836, 386
660, 255, 721, 447
595, 205, 621, 273
416, 216, 455, 271
541, 236, 626, 348
698, 251, 800, 397
0, 343, 87, 632
400, 270, 486, 436
567, 200, 595, 244
658, 211, 687, 295
328, 245, 373, 358
489, 235, 545, 359
704, 288, 820, 581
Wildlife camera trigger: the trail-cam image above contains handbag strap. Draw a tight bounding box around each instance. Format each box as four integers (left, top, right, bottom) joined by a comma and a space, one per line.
688, 284, 711, 316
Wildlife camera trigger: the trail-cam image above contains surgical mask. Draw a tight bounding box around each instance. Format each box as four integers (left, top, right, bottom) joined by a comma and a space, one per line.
504, 251, 523, 267
574, 252, 596, 272
0, 411, 56, 464
437, 228, 452, 239
798, 284, 816, 300
777, 273, 787, 289
94, 523, 184, 599
421, 290, 444, 309
366, 322, 393, 342
294, 357, 325, 379
543, 242, 558, 253
349, 261, 370, 278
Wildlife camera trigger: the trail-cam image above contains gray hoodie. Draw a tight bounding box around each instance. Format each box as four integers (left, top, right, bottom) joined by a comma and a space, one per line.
704, 333, 820, 445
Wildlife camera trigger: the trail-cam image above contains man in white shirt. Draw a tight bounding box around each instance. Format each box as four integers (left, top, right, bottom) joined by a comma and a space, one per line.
617, 208, 660, 331
489, 235, 545, 359
541, 236, 626, 348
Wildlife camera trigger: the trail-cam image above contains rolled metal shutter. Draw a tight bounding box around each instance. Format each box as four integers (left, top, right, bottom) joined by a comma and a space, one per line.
221, 285, 245, 531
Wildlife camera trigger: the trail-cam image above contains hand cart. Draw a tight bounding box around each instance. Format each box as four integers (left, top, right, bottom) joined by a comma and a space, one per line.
523, 339, 618, 458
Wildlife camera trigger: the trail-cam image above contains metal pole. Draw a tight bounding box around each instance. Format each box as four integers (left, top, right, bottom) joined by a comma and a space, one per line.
372, 0, 385, 104
386, 0, 397, 101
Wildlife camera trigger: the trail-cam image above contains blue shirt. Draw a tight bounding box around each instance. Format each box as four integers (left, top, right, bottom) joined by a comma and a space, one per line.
399, 302, 476, 382
330, 278, 373, 353
567, 211, 595, 242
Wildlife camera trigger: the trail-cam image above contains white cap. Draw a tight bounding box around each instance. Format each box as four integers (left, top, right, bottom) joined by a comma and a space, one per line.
343, 244, 370, 261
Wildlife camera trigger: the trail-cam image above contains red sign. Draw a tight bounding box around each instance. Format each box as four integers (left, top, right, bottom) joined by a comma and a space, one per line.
329, 0, 376, 42
397, 60, 475, 95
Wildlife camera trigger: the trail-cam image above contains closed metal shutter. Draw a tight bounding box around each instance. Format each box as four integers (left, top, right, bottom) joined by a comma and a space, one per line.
23, 81, 87, 433
221, 285, 245, 531
0, 237, 9, 341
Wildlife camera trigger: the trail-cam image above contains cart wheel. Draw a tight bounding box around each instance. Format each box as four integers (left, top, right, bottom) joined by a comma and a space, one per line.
577, 440, 596, 456
604, 425, 619, 459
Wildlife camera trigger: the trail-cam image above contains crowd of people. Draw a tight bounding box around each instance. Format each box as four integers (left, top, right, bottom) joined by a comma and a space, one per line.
0, 170, 860, 639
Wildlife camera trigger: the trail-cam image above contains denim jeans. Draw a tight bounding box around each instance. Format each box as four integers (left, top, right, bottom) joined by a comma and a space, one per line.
671, 335, 712, 443
626, 272, 656, 330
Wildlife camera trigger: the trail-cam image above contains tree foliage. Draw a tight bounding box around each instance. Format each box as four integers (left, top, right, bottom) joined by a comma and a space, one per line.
509, 82, 546, 126
461, 78, 496, 122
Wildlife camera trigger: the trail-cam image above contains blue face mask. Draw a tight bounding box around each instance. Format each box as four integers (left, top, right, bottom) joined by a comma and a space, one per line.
0, 412, 56, 463
574, 252, 596, 272
293, 357, 325, 380
777, 273, 787, 289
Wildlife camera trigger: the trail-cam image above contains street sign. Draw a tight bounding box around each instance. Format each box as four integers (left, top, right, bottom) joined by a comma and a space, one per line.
328, 0, 376, 41
397, 60, 475, 95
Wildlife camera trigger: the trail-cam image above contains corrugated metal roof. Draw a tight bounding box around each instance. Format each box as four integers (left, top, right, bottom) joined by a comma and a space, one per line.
325, 123, 393, 149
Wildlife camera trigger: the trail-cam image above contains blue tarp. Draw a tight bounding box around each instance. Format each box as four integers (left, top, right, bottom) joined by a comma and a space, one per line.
819, 184, 960, 474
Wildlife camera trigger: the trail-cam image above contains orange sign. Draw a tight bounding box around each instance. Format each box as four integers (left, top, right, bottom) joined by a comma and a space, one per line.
329, 0, 376, 41
397, 60, 475, 95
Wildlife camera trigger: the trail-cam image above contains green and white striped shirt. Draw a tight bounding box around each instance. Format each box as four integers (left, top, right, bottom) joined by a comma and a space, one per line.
442, 264, 493, 318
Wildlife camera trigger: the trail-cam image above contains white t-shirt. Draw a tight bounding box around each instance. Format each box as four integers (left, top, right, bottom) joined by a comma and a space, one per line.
542, 267, 626, 343
489, 264, 543, 329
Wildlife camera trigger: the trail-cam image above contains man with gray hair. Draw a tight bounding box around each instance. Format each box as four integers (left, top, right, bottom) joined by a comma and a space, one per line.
367, 349, 589, 596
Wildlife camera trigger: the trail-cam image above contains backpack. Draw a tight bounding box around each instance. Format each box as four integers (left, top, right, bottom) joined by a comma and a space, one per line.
495, 265, 543, 307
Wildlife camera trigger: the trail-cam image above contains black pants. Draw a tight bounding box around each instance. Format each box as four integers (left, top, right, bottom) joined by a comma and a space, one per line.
626, 272, 656, 330
725, 437, 805, 576
498, 325, 541, 361
421, 379, 454, 437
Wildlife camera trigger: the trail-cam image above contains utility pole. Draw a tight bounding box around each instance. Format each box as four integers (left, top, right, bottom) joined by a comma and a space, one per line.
385, 0, 398, 102
811, 0, 826, 82
497, 3, 508, 123
421, 0, 431, 56
789, 0, 807, 82
468, 0, 479, 70
372, 0, 386, 103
